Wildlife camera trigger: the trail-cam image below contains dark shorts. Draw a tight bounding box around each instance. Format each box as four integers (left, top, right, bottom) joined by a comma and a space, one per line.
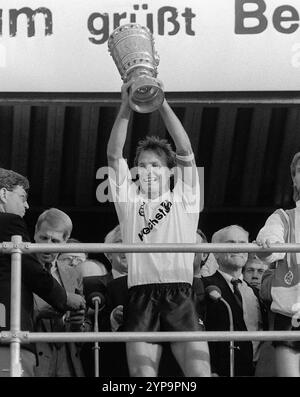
122, 282, 204, 333
272, 313, 300, 352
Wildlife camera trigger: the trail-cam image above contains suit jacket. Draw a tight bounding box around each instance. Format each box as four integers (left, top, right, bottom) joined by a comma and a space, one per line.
34, 261, 85, 377
103, 275, 129, 330
99, 275, 129, 376
202, 271, 265, 377
0, 213, 68, 355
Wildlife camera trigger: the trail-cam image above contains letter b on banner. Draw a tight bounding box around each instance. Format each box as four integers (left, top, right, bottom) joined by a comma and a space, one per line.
235, 0, 267, 34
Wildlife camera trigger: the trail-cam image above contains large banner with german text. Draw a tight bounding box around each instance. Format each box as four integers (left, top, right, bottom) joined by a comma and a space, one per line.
0, 0, 300, 91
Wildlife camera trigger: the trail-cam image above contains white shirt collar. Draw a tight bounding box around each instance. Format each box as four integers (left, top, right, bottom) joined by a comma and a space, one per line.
218, 269, 243, 283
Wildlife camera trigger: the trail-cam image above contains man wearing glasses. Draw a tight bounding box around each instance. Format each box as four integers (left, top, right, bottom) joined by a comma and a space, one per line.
57, 238, 87, 268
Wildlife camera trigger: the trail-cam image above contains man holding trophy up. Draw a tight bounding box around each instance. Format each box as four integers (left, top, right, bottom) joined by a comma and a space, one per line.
107, 24, 210, 377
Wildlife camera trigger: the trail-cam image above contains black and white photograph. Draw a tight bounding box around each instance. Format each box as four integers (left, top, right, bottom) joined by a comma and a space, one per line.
0, 0, 300, 383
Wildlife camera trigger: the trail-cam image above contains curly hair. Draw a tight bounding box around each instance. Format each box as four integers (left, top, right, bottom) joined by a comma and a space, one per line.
133, 136, 176, 169
0, 168, 29, 191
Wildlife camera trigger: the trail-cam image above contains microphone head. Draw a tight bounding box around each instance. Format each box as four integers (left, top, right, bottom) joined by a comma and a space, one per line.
205, 285, 222, 301
87, 291, 105, 310
83, 276, 106, 298
83, 276, 107, 309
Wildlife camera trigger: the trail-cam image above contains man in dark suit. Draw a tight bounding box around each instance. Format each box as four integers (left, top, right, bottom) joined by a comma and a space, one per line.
33, 208, 88, 377
0, 168, 85, 377
202, 225, 266, 377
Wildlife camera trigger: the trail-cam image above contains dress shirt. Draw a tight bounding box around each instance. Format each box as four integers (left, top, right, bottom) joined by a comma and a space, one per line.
45, 261, 62, 285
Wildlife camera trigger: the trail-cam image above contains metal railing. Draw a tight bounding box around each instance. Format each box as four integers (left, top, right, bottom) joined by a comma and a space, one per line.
1, 235, 300, 377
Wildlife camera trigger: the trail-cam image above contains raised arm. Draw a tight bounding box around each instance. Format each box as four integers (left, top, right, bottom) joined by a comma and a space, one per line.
107, 83, 132, 184
159, 99, 196, 186
159, 100, 193, 156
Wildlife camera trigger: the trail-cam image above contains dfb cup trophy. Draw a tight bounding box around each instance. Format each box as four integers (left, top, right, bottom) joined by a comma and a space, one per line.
108, 23, 164, 113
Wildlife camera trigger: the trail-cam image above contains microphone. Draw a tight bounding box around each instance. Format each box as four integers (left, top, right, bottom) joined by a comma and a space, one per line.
82, 276, 107, 379
205, 285, 233, 329
205, 285, 222, 301
83, 276, 107, 310
205, 284, 235, 377
87, 291, 105, 310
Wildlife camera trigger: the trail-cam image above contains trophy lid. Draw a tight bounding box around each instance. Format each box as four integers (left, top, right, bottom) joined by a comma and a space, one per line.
107, 23, 152, 50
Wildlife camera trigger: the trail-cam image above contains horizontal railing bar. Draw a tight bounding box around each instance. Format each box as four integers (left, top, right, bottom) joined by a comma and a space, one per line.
0, 242, 300, 254
1, 331, 300, 343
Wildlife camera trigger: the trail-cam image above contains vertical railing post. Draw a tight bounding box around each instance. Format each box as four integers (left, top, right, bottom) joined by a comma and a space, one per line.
10, 235, 23, 377
93, 299, 100, 377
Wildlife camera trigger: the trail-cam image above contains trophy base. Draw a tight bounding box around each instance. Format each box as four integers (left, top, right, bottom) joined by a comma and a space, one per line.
129, 75, 164, 114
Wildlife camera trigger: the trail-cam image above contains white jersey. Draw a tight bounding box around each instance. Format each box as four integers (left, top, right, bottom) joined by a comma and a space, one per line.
109, 157, 200, 288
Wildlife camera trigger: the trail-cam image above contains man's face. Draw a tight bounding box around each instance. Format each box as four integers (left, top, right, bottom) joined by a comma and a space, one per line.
3, 185, 29, 217
137, 150, 172, 198
215, 227, 248, 272
243, 261, 267, 290
34, 221, 66, 264
57, 252, 87, 267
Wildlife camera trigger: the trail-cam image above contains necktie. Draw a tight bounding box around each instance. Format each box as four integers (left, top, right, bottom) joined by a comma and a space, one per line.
44, 262, 52, 274
231, 278, 243, 310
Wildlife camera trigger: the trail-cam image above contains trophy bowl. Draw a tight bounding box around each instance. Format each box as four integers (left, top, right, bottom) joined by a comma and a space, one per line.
108, 23, 164, 113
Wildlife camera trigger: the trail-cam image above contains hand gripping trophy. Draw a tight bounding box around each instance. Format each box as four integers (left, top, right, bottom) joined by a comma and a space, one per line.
108, 23, 164, 113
